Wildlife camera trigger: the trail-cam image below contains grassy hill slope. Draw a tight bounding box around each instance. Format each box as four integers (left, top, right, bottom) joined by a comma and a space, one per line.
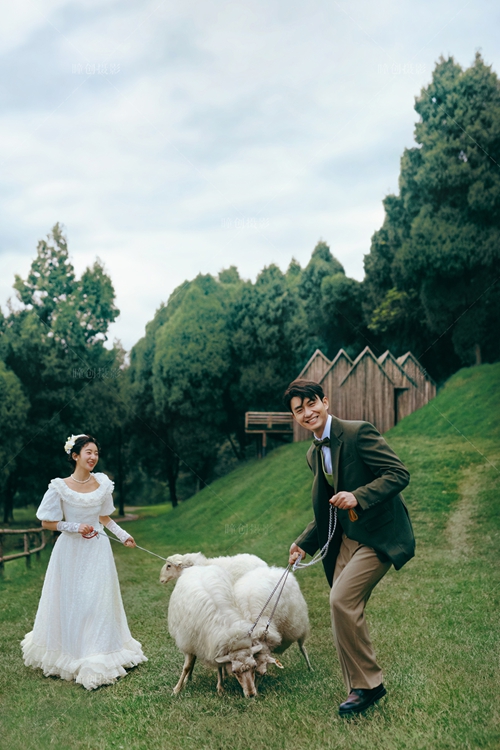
391, 363, 500, 441
1, 364, 499, 750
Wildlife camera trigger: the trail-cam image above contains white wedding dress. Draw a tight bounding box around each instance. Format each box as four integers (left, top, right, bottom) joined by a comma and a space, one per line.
22, 472, 147, 690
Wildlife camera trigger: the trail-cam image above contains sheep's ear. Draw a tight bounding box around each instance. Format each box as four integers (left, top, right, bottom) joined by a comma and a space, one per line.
215, 654, 232, 664
268, 656, 284, 669
251, 644, 263, 655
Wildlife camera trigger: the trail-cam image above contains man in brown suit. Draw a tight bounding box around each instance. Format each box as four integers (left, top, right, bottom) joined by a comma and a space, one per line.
284, 379, 415, 716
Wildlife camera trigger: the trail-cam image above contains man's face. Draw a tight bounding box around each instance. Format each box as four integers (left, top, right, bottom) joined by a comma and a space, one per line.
290, 394, 329, 435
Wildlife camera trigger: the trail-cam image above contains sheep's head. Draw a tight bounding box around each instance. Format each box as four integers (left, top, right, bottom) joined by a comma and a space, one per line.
159, 552, 204, 583
215, 644, 262, 697
159, 560, 182, 583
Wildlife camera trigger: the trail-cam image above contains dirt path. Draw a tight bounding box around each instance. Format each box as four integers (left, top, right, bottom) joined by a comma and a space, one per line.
445, 465, 477, 559
445, 460, 497, 559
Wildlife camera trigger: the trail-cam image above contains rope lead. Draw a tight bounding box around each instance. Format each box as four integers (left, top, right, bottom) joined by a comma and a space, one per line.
97, 530, 167, 561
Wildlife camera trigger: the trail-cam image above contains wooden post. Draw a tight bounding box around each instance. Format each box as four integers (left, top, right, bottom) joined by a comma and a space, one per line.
36, 531, 43, 561
0, 534, 3, 575
262, 432, 267, 458
24, 533, 31, 568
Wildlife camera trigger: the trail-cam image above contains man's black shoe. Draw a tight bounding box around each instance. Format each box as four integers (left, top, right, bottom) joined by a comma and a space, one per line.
338, 684, 387, 716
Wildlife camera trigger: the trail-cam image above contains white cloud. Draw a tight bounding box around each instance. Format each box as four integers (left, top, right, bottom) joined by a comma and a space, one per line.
1, 0, 499, 349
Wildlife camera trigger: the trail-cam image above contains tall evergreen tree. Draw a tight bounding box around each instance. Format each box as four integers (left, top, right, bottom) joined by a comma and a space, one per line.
2, 224, 123, 513
0, 361, 30, 522
364, 54, 500, 373
230, 264, 309, 412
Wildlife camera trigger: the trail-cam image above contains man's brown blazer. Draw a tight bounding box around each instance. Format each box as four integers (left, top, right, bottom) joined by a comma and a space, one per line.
295, 415, 415, 586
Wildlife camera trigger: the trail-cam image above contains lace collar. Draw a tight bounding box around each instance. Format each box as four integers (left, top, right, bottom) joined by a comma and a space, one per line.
49, 472, 114, 508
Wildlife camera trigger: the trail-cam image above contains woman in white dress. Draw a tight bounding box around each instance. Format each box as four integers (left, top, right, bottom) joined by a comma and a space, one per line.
22, 433, 148, 690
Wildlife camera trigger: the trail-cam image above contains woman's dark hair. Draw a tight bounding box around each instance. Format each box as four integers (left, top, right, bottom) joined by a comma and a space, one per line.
67, 434, 101, 469
283, 379, 325, 412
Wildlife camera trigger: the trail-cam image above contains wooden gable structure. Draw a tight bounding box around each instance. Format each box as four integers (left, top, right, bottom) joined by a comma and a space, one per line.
297, 348, 332, 382
291, 347, 434, 441
319, 349, 353, 417
338, 347, 395, 434
246, 345, 435, 453
397, 352, 436, 411
378, 350, 418, 425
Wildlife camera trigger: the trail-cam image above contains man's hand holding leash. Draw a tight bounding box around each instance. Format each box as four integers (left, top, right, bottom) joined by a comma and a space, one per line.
288, 543, 305, 566
329, 491, 358, 510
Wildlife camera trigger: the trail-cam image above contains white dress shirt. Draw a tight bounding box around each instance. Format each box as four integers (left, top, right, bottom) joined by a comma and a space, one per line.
314, 414, 333, 475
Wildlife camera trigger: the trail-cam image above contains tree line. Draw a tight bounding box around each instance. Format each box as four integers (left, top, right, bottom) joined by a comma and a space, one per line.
1, 53, 498, 520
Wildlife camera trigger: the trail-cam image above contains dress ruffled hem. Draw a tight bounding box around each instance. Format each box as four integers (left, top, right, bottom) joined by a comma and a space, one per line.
21, 631, 148, 690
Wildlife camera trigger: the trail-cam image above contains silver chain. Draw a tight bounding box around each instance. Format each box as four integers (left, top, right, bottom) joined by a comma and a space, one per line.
292, 504, 337, 570
247, 505, 338, 636
247, 565, 291, 637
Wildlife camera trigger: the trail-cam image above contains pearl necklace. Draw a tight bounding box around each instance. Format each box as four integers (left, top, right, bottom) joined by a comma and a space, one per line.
71, 472, 93, 484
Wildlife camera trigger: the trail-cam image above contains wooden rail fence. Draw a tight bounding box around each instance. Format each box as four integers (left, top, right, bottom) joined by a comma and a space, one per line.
0, 527, 54, 574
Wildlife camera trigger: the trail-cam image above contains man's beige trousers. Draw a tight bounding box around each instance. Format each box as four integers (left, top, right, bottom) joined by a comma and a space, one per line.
330, 533, 391, 690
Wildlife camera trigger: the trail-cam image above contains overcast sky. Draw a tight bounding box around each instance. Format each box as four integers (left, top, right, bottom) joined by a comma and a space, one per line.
1, 0, 499, 350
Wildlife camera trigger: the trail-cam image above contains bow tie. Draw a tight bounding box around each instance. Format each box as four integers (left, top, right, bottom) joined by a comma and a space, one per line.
313, 437, 330, 449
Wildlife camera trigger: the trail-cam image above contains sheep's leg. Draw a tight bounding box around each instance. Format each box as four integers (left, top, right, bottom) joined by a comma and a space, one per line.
173, 653, 196, 694
186, 655, 196, 681
298, 638, 313, 671
217, 665, 225, 695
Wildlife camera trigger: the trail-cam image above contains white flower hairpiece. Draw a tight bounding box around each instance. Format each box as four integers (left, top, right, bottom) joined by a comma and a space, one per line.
64, 434, 88, 455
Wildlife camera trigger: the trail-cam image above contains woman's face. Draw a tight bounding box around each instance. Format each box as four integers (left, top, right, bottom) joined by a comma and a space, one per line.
74, 442, 99, 472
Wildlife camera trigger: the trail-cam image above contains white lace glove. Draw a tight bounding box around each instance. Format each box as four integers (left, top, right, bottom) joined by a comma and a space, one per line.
57, 521, 81, 534
105, 519, 132, 544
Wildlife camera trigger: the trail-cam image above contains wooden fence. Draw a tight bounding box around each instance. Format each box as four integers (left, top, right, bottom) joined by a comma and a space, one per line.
0, 527, 54, 574
245, 411, 294, 456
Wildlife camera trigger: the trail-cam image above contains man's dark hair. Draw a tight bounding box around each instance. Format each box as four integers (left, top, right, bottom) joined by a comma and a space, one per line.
283, 379, 325, 412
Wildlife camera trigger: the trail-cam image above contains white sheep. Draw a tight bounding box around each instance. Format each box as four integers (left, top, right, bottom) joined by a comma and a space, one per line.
167, 565, 262, 697
159, 551, 267, 585
234, 566, 312, 675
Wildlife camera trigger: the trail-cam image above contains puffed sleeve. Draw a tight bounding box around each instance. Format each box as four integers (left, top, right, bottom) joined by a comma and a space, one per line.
36, 488, 63, 521
100, 488, 115, 516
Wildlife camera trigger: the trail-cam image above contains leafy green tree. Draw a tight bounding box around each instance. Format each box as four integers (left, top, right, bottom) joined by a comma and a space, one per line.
0, 361, 30, 522
299, 241, 344, 316
152, 274, 239, 488
229, 264, 310, 414
128, 272, 247, 506
320, 273, 372, 359
2, 224, 123, 513
364, 54, 500, 373
218, 266, 241, 285
128, 302, 184, 507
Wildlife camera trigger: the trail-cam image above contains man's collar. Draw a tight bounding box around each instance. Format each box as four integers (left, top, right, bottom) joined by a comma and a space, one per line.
314, 414, 332, 441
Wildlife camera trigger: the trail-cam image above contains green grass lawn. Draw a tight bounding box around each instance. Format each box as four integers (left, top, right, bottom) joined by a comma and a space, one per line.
1, 364, 499, 750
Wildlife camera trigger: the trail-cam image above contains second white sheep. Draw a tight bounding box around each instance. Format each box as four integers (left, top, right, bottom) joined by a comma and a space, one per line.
234, 566, 312, 675
159, 551, 267, 584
